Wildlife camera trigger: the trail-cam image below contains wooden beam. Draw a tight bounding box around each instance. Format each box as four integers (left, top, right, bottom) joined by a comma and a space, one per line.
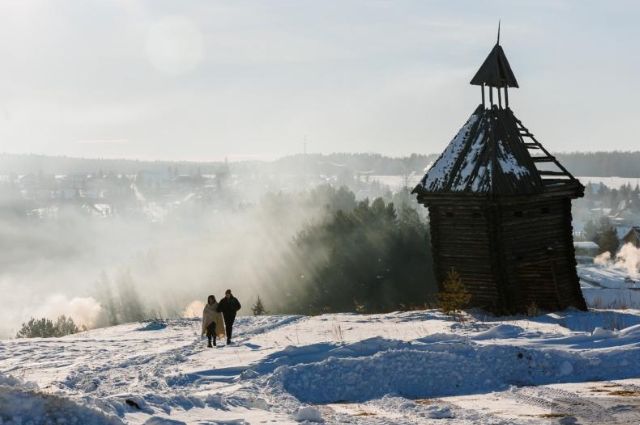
539, 171, 568, 176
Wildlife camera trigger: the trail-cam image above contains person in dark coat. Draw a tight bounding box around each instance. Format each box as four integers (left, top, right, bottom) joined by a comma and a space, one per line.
217, 289, 241, 344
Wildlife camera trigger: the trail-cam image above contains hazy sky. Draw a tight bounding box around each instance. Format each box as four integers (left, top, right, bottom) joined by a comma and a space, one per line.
0, 0, 638, 161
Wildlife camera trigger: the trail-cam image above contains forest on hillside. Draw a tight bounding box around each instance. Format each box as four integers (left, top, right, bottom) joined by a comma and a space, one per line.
2, 149, 639, 335
263, 189, 436, 314
555, 152, 640, 177
2, 151, 640, 177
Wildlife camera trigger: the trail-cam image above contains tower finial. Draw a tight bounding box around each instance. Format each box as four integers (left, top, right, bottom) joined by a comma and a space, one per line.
470, 21, 518, 88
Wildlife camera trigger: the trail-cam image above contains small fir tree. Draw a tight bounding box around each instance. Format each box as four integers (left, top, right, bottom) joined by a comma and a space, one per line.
438, 268, 471, 319
526, 301, 540, 317
251, 296, 267, 316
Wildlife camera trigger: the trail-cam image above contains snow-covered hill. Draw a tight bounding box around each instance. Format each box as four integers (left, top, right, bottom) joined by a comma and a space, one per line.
579, 263, 640, 309
1, 310, 640, 424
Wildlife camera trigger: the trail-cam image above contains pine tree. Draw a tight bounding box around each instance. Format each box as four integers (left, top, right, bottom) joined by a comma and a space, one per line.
598, 225, 620, 255
16, 318, 56, 338
54, 315, 80, 337
97, 271, 118, 326
16, 316, 81, 338
583, 219, 598, 242
591, 217, 620, 254
438, 268, 471, 318
116, 270, 147, 323
252, 296, 267, 316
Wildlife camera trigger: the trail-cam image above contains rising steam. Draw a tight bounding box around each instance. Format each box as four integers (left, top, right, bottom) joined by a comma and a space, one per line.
593, 243, 640, 278
34, 295, 103, 330
182, 300, 205, 319
0, 186, 332, 337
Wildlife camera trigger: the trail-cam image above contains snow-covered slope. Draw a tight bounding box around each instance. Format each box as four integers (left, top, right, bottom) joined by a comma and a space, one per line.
1, 310, 640, 424
579, 263, 640, 309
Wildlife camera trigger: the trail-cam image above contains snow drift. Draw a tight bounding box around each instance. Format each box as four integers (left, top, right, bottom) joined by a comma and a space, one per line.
1, 310, 640, 424
0, 372, 122, 425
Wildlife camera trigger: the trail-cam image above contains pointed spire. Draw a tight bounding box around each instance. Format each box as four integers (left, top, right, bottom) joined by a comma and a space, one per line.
470, 22, 518, 88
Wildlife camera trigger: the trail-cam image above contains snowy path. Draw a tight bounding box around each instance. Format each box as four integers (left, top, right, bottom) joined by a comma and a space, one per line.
1, 310, 640, 424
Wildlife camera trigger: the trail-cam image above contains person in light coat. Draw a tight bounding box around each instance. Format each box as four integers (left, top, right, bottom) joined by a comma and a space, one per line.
202, 295, 225, 347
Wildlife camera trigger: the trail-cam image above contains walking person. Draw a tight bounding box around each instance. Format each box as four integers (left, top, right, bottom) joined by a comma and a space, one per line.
217, 289, 241, 344
202, 295, 224, 348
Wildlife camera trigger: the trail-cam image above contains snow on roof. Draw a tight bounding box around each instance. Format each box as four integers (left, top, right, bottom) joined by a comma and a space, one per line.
574, 241, 599, 250
420, 113, 479, 191
591, 207, 612, 215
414, 106, 557, 196
615, 225, 632, 240
497, 140, 529, 177
451, 129, 486, 191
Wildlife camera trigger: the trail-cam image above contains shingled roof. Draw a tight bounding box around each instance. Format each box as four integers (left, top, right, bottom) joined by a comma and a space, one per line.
470, 43, 519, 88
412, 105, 582, 198
413, 35, 583, 200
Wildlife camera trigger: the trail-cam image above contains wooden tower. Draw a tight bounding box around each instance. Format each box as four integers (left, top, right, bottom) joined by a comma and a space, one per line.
412, 34, 587, 314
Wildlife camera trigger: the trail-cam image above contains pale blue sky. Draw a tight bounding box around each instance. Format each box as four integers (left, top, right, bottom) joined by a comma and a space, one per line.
0, 0, 638, 161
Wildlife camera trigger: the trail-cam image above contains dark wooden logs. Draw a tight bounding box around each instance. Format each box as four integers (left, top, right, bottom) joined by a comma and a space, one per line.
425, 195, 587, 314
